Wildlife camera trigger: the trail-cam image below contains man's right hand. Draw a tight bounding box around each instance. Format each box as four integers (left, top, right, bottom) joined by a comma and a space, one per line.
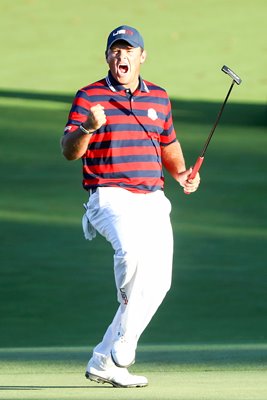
61, 104, 107, 161
84, 104, 107, 132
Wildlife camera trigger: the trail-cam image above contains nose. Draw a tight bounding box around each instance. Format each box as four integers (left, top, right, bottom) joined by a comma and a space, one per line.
117, 49, 127, 60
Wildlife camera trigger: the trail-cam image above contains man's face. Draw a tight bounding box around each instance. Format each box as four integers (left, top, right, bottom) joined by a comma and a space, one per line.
106, 40, 146, 91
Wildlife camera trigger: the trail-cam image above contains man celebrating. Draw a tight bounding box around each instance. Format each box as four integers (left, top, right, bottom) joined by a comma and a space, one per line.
61, 25, 200, 388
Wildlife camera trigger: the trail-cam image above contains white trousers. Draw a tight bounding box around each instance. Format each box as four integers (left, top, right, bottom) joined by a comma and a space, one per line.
86, 187, 173, 358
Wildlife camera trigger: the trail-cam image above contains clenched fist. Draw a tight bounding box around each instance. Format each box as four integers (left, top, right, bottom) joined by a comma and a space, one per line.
84, 104, 107, 132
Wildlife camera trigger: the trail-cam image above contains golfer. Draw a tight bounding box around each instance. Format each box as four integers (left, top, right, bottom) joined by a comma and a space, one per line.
61, 25, 200, 388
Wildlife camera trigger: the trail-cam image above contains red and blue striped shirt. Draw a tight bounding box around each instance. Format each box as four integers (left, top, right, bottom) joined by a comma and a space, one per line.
64, 72, 177, 193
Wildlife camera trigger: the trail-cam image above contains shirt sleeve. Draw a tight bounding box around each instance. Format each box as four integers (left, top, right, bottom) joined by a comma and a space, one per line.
160, 97, 177, 146
63, 90, 91, 134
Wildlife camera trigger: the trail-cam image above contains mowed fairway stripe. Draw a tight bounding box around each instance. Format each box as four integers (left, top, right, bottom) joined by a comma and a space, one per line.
0, 211, 266, 239
0, 210, 78, 226
0, 345, 267, 400
1, 371, 267, 400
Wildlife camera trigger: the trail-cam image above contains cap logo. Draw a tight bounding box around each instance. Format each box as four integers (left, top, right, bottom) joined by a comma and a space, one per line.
113, 29, 134, 37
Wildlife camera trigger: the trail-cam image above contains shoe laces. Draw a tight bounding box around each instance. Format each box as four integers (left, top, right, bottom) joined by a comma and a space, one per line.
118, 335, 127, 344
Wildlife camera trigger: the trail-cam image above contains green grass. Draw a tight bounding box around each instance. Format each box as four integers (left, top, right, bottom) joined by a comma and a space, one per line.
0, 94, 266, 348
1, 0, 266, 102
1, 345, 267, 399
0, 0, 267, 398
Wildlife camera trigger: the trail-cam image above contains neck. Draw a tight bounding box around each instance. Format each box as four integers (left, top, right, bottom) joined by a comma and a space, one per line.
123, 79, 139, 93
108, 71, 140, 93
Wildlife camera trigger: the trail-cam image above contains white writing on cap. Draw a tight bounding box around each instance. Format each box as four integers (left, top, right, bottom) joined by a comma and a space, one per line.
113, 29, 133, 36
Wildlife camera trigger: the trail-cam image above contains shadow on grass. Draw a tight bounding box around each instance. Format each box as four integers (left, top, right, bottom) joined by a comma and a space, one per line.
1, 88, 266, 350
0, 88, 266, 127
1, 345, 267, 369
0, 385, 108, 390
137, 344, 267, 368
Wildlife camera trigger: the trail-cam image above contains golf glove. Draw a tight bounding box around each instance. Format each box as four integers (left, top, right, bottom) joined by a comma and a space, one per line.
82, 203, 96, 241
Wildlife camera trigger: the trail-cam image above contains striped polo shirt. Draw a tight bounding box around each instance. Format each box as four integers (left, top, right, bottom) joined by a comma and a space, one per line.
64, 72, 177, 193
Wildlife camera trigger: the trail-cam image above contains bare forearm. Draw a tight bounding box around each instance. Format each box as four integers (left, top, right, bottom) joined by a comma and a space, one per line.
161, 141, 186, 181
162, 141, 201, 192
61, 128, 92, 160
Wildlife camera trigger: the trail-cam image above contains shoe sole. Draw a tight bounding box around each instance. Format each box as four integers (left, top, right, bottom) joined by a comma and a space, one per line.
85, 371, 147, 388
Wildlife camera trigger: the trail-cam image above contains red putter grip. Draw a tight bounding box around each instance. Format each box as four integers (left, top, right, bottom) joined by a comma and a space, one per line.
189, 156, 204, 179
184, 156, 204, 195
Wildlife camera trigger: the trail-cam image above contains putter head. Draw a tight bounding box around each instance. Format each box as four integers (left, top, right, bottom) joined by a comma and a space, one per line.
221, 65, 242, 85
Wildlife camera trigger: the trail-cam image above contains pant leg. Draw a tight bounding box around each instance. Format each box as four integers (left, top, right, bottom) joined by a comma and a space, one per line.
87, 188, 140, 356
87, 188, 173, 356
131, 190, 173, 340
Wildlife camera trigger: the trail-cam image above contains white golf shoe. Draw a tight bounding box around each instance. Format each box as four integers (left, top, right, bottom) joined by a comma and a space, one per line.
85, 355, 148, 388
111, 335, 136, 368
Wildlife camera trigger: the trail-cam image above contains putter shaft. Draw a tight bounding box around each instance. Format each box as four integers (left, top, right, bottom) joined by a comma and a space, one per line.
200, 80, 235, 158
184, 65, 242, 192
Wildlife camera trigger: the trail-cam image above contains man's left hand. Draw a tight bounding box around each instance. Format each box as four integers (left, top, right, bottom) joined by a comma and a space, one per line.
178, 168, 201, 193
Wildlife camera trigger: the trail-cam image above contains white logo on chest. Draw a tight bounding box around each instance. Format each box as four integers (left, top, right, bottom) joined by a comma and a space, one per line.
147, 108, 158, 121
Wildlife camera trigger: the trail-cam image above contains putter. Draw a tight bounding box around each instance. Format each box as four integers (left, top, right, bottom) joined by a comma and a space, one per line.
184, 65, 242, 194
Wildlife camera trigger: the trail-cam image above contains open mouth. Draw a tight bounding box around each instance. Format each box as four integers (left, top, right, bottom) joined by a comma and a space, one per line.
119, 64, 129, 74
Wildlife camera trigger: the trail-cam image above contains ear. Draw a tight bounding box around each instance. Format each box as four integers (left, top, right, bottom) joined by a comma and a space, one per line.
140, 50, 147, 64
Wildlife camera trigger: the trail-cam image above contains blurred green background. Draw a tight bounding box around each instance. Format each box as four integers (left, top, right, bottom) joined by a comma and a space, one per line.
0, 0, 266, 349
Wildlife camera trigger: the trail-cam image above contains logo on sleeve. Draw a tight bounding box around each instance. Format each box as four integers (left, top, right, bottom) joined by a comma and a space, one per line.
147, 108, 158, 121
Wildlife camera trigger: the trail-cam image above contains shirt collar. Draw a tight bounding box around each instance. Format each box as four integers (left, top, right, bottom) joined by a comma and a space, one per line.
106, 71, 149, 93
